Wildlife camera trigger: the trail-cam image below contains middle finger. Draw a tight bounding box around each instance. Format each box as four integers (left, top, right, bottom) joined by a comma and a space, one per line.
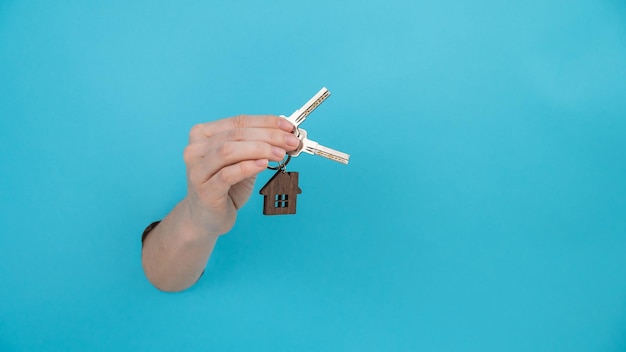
215, 127, 300, 152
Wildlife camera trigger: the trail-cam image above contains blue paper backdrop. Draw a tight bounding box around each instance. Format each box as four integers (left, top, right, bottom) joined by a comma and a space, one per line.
1, 0, 626, 351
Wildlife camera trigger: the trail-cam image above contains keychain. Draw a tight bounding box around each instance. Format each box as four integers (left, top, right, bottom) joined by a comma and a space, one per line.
259, 87, 350, 215
259, 156, 301, 215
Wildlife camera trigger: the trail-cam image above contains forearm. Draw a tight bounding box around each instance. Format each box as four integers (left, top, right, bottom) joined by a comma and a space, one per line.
141, 115, 295, 291
141, 199, 218, 292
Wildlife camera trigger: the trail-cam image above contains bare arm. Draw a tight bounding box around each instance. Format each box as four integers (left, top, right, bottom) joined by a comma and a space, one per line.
142, 115, 299, 292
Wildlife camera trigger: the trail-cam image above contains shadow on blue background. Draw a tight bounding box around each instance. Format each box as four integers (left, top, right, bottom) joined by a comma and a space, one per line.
1, 0, 626, 351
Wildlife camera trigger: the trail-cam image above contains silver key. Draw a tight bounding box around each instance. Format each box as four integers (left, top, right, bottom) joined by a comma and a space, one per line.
289, 128, 350, 165
284, 87, 331, 129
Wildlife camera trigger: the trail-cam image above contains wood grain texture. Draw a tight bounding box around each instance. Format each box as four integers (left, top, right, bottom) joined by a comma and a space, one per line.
259, 170, 302, 215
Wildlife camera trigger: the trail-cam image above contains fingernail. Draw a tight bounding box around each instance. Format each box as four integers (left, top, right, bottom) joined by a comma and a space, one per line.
279, 118, 294, 132
272, 146, 286, 158
255, 159, 267, 167
285, 134, 299, 147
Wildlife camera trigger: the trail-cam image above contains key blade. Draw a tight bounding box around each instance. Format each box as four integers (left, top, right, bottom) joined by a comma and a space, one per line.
306, 144, 350, 165
299, 133, 350, 165
287, 87, 331, 127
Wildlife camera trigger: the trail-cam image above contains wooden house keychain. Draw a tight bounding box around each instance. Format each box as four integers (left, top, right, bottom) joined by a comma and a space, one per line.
259, 87, 350, 215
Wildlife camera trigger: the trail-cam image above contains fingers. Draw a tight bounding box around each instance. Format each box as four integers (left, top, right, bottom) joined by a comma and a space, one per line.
202, 159, 269, 200
190, 141, 286, 185
189, 115, 294, 143
184, 128, 299, 163
216, 127, 300, 152
183, 114, 299, 215
184, 117, 301, 168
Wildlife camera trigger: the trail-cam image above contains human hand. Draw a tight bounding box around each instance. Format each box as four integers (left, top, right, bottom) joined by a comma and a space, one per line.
181, 115, 299, 237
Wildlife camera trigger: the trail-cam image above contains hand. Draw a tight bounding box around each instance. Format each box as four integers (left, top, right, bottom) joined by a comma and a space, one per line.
181, 115, 300, 236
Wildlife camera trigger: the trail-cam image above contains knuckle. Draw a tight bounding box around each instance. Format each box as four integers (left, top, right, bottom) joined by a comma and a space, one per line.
232, 114, 247, 129
238, 161, 251, 176
182, 144, 203, 164
189, 124, 204, 138
217, 168, 234, 185
228, 127, 245, 141
218, 142, 234, 158
182, 145, 194, 163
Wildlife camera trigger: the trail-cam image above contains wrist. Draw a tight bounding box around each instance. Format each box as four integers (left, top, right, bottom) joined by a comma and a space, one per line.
178, 197, 221, 241
176, 198, 218, 242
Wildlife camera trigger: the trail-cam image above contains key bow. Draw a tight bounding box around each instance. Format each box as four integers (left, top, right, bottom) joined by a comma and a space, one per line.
282, 87, 350, 165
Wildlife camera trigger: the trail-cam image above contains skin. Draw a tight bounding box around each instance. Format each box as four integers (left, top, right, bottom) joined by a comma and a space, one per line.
141, 115, 300, 292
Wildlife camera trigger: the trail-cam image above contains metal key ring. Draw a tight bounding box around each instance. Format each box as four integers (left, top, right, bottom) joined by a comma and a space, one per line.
267, 154, 291, 170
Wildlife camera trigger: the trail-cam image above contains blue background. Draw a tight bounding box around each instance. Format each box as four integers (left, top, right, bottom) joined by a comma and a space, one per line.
1, 0, 626, 351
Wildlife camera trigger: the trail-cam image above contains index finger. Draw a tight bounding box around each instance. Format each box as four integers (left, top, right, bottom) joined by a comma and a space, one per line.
190, 115, 294, 143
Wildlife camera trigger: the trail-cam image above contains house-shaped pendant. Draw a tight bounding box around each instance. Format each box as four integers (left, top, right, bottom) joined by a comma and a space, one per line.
259, 170, 302, 215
